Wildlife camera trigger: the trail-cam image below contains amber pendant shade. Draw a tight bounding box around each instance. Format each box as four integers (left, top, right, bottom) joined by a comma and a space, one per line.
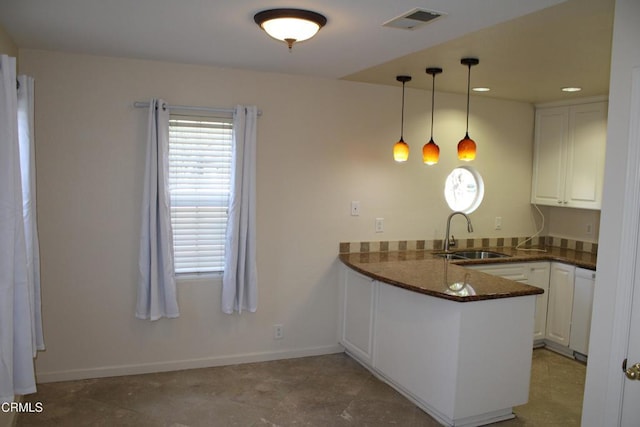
393, 75, 412, 162
459, 58, 479, 162
423, 138, 440, 165
424, 67, 442, 165
393, 138, 410, 162
457, 132, 476, 161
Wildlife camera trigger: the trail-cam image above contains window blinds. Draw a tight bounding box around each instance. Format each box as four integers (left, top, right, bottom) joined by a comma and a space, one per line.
168, 115, 233, 274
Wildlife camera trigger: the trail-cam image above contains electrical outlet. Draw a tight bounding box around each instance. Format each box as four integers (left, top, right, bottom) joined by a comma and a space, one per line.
274, 324, 284, 340
351, 201, 360, 216
375, 218, 384, 233
495, 216, 502, 230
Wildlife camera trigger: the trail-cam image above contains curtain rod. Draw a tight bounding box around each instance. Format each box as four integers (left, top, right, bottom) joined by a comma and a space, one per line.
133, 101, 262, 116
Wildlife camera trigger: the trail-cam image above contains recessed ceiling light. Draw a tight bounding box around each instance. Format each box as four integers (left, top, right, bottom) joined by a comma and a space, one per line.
472, 87, 490, 92
561, 87, 582, 92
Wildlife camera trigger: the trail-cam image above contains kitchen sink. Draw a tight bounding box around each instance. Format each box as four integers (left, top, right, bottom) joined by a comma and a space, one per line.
436, 253, 467, 260
435, 250, 511, 260
453, 250, 511, 259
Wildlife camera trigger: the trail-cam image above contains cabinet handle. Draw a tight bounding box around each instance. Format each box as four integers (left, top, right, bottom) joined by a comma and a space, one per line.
557, 200, 562, 204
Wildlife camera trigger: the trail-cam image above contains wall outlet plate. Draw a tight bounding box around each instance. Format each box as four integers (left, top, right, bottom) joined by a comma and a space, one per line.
351, 201, 360, 216
274, 324, 284, 340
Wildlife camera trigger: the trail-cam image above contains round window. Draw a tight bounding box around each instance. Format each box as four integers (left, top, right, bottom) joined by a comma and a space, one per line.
444, 166, 484, 213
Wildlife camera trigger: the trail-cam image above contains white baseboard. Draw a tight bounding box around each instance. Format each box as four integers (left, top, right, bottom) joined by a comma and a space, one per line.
542, 340, 577, 359
36, 344, 344, 384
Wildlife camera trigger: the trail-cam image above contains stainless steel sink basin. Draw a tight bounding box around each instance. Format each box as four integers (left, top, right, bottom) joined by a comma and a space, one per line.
436, 253, 467, 260
453, 250, 511, 259
435, 250, 511, 260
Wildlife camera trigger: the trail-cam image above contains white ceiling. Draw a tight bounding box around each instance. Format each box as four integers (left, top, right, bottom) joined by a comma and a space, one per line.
345, 0, 614, 103
0, 0, 613, 104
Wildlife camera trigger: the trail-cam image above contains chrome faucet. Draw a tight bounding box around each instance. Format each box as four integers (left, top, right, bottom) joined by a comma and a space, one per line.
443, 212, 474, 252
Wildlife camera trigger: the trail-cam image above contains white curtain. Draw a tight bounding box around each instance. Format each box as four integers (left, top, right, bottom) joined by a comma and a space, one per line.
136, 98, 179, 321
0, 55, 44, 403
18, 75, 44, 356
222, 105, 258, 314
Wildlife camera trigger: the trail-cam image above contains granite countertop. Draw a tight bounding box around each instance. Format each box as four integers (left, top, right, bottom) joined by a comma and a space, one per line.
339, 246, 596, 303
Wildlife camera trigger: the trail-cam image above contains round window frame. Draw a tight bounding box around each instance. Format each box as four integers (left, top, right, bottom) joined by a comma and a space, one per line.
443, 166, 485, 214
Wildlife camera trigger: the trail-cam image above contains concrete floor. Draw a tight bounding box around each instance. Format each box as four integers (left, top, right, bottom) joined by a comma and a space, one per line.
17, 348, 585, 426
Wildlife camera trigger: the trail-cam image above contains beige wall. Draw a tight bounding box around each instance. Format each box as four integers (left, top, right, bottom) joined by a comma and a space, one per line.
545, 206, 600, 243
20, 48, 538, 381
0, 23, 17, 57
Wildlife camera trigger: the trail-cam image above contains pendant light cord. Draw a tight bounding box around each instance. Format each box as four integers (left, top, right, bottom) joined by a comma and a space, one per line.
430, 74, 435, 139
400, 81, 406, 140
465, 63, 471, 135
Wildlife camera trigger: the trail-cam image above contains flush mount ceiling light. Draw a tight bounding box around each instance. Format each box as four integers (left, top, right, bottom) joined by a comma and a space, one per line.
254, 8, 327, 51
393, 75, 412, 162
458, 57, 479, 162
423, 67, 442, 165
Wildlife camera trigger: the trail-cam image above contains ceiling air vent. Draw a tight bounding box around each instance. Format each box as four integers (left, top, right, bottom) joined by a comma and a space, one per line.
383, 8, 446, 30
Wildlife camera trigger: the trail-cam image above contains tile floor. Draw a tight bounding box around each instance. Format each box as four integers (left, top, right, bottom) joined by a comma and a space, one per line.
17, 348, 585, 426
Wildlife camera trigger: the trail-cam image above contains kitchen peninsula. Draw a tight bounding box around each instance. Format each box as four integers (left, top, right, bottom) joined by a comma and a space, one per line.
339, 251, 544, 427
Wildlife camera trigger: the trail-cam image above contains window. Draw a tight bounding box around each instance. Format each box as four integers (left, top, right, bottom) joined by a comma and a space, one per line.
168, 114, 233, 274
443, 166, 484, 213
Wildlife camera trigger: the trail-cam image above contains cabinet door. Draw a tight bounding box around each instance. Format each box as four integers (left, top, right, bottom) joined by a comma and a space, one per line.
570, 268, 596, 355
341, 268, 376, 364
468, 262, 550, 342
531, 107, 568, 206
565, 102, 607, 209
527, 263, 551, 342
469, 264, 527, 282
546, 263, 575, 346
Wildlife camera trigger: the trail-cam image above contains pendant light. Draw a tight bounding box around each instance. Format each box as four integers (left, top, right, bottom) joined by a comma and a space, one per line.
254, 9, 327, 51
458, 57, 479, 161
393, 75, 411, 162
423, 67, 442, 165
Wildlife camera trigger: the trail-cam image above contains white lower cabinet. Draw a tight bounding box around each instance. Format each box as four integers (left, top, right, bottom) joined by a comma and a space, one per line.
340, 264, 536, 426
570, 267, 596, 355
529, 263, 552, 342
467, 262, 550, 342
340, 267, 377, 364
545, 262, 575, 347
469, 261, 596, 358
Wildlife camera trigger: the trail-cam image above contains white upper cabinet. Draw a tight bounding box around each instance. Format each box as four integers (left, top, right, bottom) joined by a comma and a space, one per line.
531, 100, 607, 209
